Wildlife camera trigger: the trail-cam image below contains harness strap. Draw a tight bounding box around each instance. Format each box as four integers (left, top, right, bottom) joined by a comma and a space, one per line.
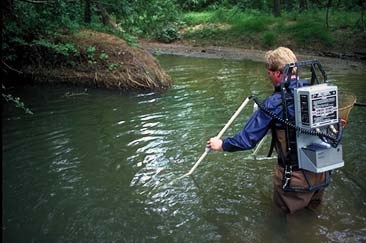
283, 165, 292, 189
267, 134, 275, 157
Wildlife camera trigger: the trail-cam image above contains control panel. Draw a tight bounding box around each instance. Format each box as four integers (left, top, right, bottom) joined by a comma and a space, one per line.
296, 84, 338, 129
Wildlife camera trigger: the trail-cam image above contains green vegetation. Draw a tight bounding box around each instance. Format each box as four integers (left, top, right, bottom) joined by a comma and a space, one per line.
180, 7, 364, 50
2, 0, 365, 65
2, 0, 182, 65
262, 31, 277, 47
2, 0, 365, 112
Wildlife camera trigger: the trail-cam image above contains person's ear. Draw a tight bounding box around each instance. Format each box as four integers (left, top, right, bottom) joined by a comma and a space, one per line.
275, 71, 282, 78
274, 71, 282, 82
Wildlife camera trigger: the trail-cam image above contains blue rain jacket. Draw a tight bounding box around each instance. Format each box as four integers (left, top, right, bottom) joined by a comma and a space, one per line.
222, 78, 307, 152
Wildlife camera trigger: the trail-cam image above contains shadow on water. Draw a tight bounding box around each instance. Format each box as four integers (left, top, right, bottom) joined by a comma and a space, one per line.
2, 55, 366, 242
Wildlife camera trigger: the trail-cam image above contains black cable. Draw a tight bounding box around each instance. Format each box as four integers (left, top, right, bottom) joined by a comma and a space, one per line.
355, 102, 366, 107
251, 96, 342, 148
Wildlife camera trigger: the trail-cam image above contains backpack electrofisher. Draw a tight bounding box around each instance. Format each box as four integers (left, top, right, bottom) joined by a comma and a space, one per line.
251, 60, 344, 191
294, 84, 344, 173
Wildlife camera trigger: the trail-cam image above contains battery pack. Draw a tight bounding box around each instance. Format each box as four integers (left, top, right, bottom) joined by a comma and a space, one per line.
299, 144, 344, 173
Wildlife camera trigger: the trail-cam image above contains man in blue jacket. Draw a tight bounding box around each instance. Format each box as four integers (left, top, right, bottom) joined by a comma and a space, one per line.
207, 47, 326, 214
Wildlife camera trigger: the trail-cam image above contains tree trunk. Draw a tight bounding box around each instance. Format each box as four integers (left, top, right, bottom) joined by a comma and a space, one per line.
325, 0, 332, 28
253, 0, 263, 10
299, 0, 308, 11
273, 0, 281, 17
96, 3, 110, 26
3, 0, 14, 19
357, 0, 365, 30
84, 0, 91, 24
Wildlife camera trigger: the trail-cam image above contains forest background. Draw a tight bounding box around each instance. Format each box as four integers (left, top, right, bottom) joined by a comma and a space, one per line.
3, 0, 366, 62
2, 0, 366, 109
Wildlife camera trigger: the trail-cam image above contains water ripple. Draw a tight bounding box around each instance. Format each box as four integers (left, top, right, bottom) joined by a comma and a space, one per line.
3, 55, 366, 243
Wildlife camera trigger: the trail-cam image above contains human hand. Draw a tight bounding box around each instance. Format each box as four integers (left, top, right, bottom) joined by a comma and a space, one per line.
207, 137, 223, 151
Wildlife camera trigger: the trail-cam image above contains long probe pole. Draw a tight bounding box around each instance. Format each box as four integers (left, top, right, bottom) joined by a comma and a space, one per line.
173, 96, 252, 181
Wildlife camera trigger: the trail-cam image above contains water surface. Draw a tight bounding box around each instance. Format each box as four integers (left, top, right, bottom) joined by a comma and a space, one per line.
3, 55, 366, 242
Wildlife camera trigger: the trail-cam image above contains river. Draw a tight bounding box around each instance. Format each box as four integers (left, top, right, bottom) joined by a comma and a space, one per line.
3, 55, 366, 242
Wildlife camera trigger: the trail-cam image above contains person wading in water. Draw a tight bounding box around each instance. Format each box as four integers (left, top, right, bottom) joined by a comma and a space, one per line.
207, 47, 328, 214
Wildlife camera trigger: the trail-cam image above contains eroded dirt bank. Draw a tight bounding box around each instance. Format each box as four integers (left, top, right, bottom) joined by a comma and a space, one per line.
139, 40, 366, 73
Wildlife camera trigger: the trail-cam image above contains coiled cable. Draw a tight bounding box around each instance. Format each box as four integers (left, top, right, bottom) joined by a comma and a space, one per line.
251, 96, 342, 148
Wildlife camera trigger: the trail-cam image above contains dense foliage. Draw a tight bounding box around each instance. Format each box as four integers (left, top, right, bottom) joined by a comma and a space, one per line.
2, 0, 181, 62
176, 0, 365, 12
2, 0, 364, 113
2, 0, 365, 64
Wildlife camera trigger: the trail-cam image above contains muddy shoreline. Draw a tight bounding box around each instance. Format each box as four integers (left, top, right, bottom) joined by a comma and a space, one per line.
140, 41, 366, 72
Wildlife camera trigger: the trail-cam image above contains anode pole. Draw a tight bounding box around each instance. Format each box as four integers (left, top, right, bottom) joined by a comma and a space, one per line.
173, 96, 252, 182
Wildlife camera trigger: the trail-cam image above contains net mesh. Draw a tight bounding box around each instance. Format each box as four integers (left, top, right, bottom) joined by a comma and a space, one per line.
338, 92, 356, 126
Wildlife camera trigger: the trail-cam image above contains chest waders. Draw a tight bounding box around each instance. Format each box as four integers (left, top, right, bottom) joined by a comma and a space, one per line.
253, 60, 343, 192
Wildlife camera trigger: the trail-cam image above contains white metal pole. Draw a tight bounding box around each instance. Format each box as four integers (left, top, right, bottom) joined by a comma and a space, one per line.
172, 96, 251, 182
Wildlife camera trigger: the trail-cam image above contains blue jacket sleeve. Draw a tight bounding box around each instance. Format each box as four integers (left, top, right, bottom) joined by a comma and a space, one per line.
222, 95, 282, 152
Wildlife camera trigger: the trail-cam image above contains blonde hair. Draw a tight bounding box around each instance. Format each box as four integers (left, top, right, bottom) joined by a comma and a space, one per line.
265, 47, 297, 73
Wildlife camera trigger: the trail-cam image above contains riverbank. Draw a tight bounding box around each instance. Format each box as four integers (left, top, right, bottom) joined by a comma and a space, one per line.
2, 30, 172, 91
139, 40, 366, 72
177, 9, 366, 65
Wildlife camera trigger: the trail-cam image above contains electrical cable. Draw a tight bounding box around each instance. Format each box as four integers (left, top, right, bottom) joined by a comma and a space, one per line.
251, 96, 342, 148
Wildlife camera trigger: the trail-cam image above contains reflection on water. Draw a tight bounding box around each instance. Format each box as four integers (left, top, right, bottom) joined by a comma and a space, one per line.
3, 55, 366, 242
